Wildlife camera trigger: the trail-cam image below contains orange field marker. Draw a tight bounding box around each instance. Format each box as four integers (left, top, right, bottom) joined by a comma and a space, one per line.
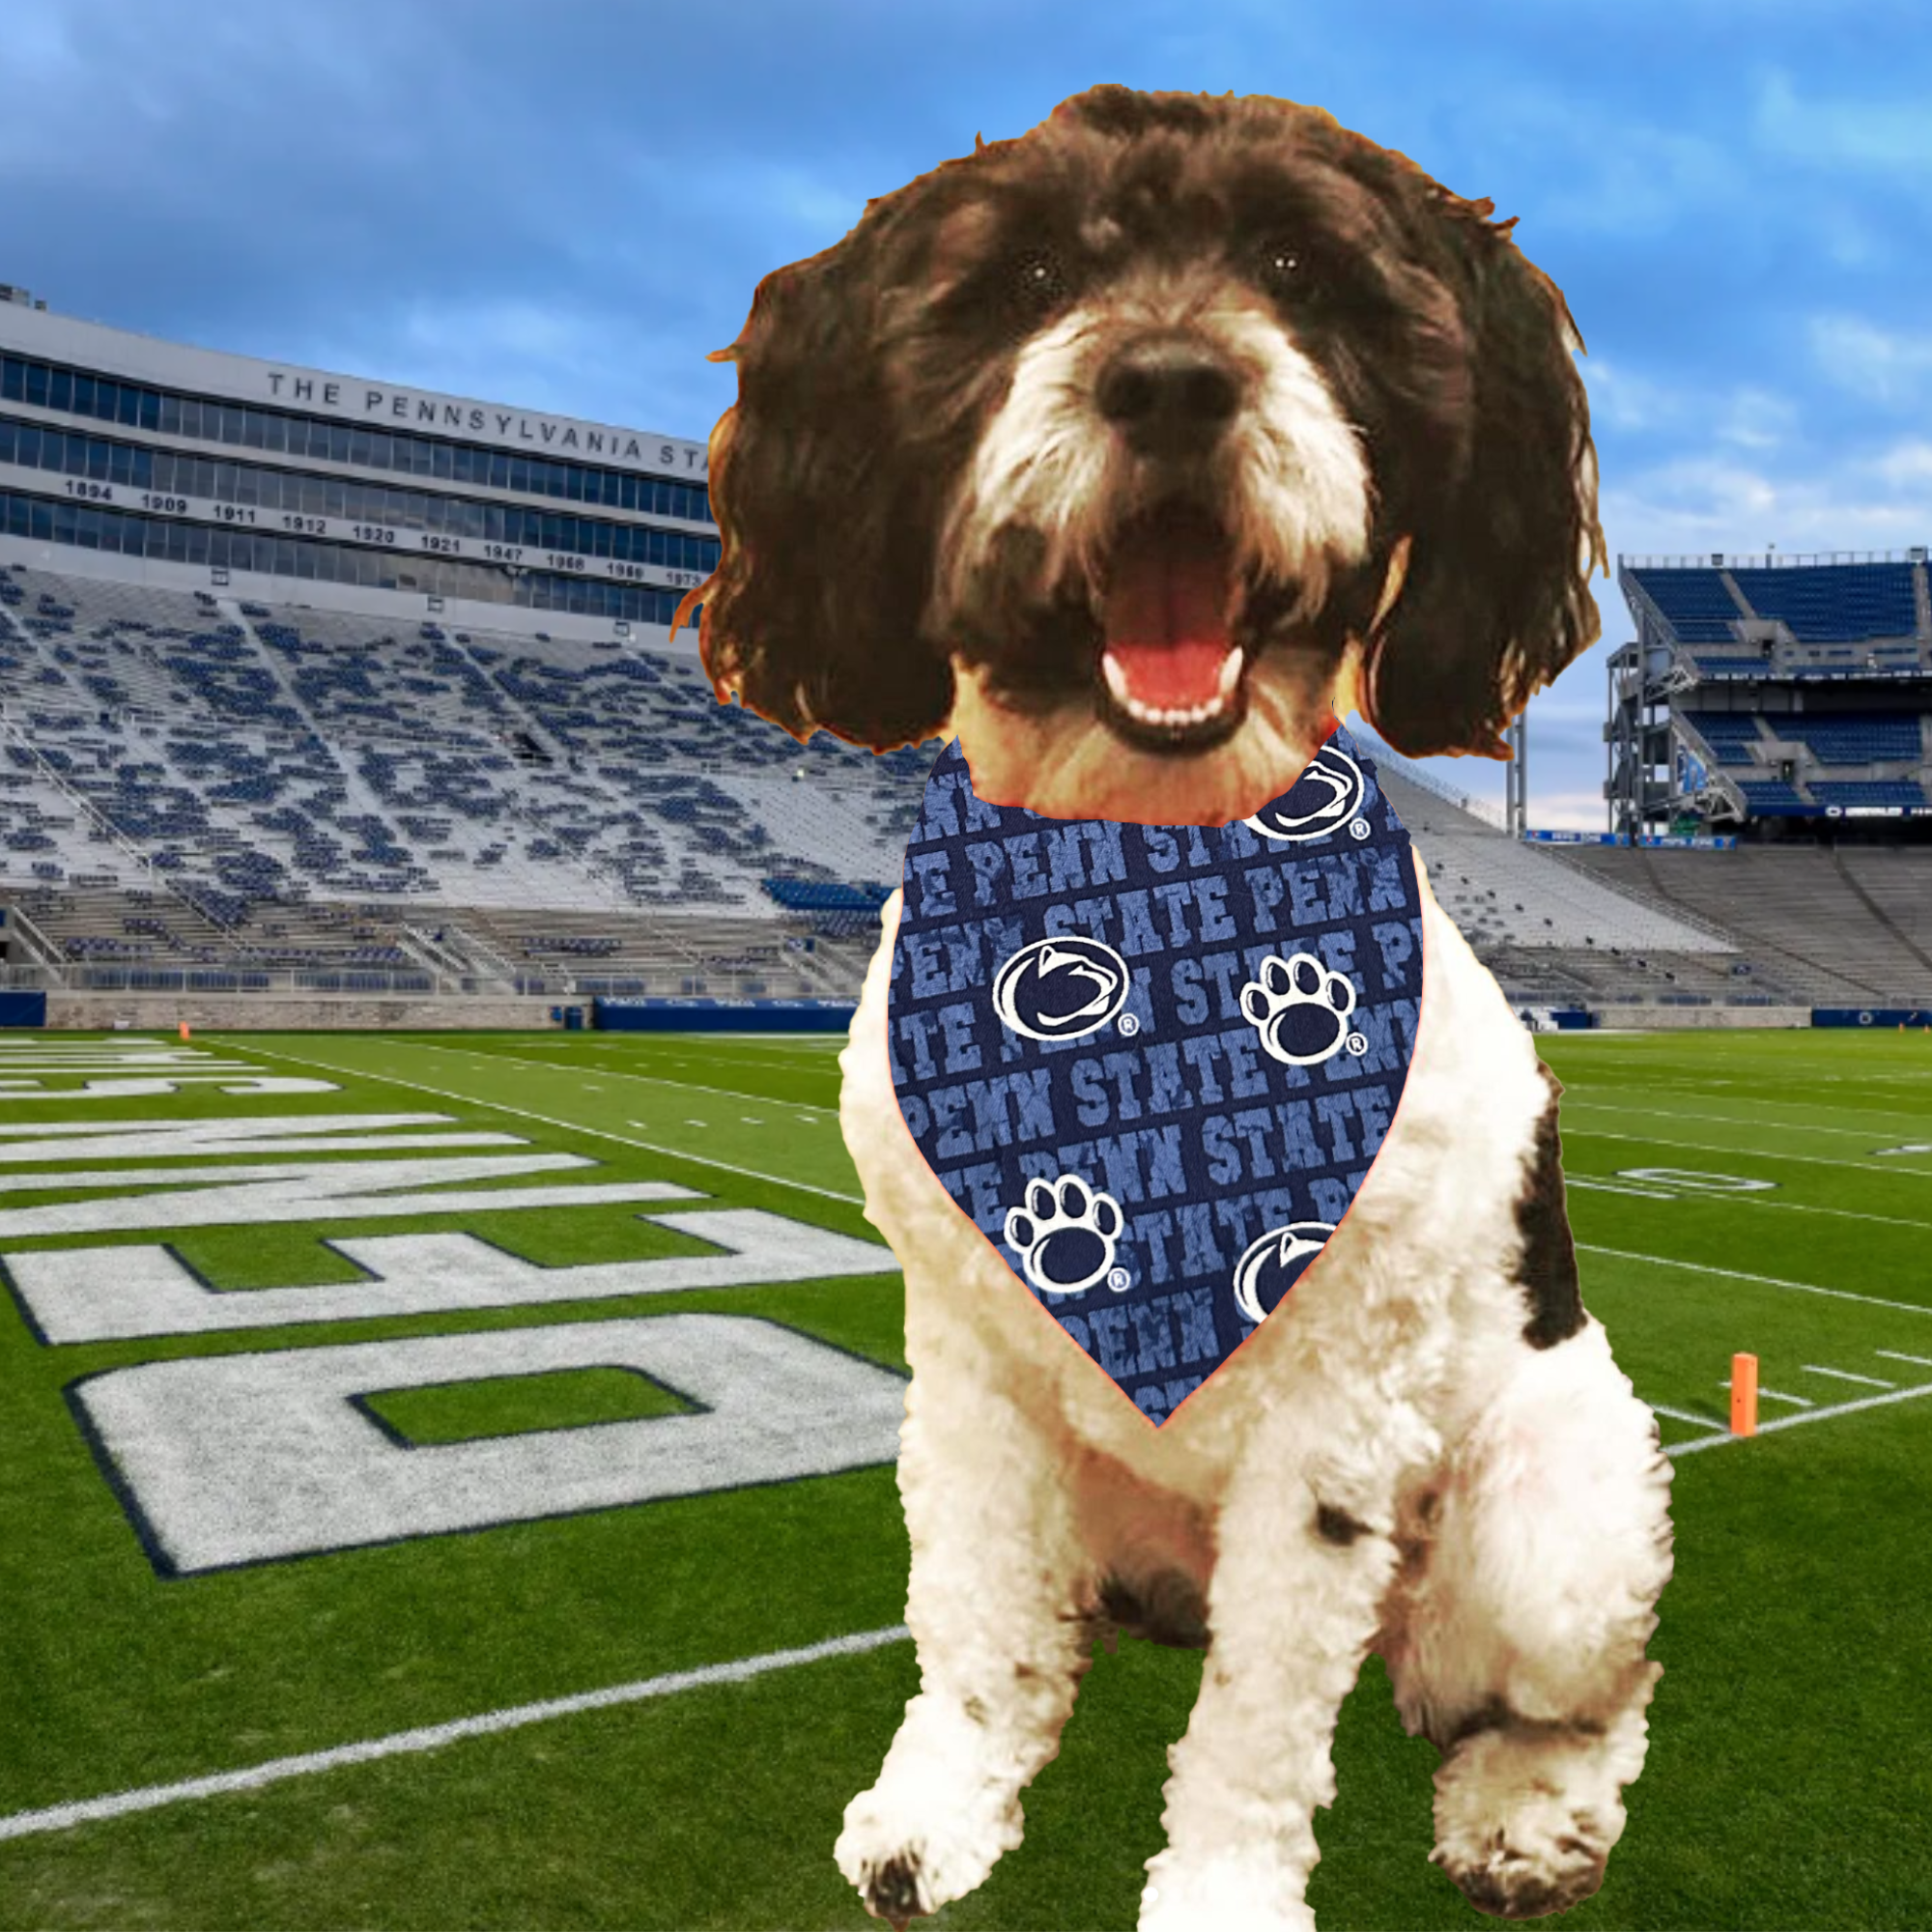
1730, 1352, 1759, 1437
178, 1020, 191, 1041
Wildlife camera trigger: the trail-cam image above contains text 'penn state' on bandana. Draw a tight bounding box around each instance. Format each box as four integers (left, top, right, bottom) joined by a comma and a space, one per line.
886, 724, 1425, 1427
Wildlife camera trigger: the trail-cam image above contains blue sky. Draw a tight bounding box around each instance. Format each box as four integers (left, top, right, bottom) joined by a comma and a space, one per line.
5, 0, 1930, 824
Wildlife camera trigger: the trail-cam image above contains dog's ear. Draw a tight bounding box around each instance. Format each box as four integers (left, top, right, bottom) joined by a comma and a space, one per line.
681, 205, 956, 753
1360, 189, 1605, 761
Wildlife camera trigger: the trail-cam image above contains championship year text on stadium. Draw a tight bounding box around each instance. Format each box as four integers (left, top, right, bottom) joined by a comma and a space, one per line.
5, 466, 709, 593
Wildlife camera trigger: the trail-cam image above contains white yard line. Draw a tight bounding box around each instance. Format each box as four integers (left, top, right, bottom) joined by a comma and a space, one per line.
1562, 1098, 1929, 1141
1565, 1176, 1678, 1201
1576, 1243, 1932, 1320
0, 1624, 910, 1844
1564, 1075, 1932, 1122
233, 1043, 866, 1208
1668, 1378, 1932, 1458
1573, 1182, 1932, 1236
1562, 1127, 1932, 1180
1722, 1380, 1813, 1407
1649, 1403, 1724, 1430
1700, 1198, 1932, 1234
3, 1352, 1918, 1840
405, 1039, 841, 1116
1800, 1364, 1896, 1388
1877, 1350, 1932, 1368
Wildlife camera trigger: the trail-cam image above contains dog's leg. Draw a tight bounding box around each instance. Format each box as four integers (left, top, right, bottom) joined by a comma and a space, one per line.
1381, 1318, 1673, 1918
1139, 1380, 1433, 1932
836, 1358, 1093, 1926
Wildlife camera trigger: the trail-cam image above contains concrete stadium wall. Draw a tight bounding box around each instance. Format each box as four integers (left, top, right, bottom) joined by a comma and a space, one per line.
29, 993, 1827, 1035
1589, 1005, 1811, 1030
44, 994, 567, 1032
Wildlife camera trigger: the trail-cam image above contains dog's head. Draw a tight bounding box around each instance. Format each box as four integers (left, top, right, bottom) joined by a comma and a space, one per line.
687, 85, 1604, 823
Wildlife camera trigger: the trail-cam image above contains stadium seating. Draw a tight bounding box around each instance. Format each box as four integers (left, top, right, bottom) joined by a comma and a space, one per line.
1551, 842, 1932, 1005
0, 562, 932, 989
1681, 711, 1767, 765
1777, 714, 1926, 764
1808, 780, 1930, 809
1366, 761, 1734, 972
1737, 779, 1809, 810
1728, 563, 1918, 643
10, 558, 1931, 1013
1625, 567, 1742, 642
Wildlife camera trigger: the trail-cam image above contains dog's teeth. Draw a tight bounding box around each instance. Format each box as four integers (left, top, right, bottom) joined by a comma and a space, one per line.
1102, 650, 1244, 729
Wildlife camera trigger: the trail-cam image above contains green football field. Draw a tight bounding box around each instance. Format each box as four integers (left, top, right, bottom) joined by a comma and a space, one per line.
1, 1025, 1929, 1931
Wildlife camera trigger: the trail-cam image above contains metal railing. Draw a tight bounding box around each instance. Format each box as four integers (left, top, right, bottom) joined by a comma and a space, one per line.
0, 959, 822, 1000
1620, 549, 1928, 569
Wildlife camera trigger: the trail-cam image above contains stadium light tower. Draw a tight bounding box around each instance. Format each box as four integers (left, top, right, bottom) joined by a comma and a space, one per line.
1505, 713, 1527, 838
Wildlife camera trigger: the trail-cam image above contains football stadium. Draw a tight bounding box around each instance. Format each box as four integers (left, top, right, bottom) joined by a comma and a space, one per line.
2, 281, 1929, 1930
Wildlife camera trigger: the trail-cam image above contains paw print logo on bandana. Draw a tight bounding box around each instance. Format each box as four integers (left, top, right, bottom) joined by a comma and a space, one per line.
1232, 1221, 1336, 1323
1240, 952, 1362, 1065
1004, 1175, 1127, 1295
1243, 741, 1365, 842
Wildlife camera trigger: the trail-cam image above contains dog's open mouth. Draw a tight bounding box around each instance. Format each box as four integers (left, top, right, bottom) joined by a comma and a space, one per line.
1095, 500, 1259, 753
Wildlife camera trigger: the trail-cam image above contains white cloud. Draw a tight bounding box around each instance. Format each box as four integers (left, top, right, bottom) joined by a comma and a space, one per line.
1752, 66, 1932, 174
1871, 440, 1932, 488
1808, 313, 1932, 404
1714, 387, 1795, 451
1604, 435, 1932, 561
1534, 127, 1747, 236
624, 150, 871, 250
1584, 364, 1792, 453
1450, 80, 1747, 236
1519, 789, 1607, 833
287, 297, 724, 431
1582, 359, 1682, 434
1609, 456, 1782, 535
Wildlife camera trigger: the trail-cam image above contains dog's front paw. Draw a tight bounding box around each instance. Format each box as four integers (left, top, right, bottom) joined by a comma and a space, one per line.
1140, 1847, 1317, 1932
1238, 952, 1360, 1066
1431, 1724, 1624, 1918
837, 1776, 1022, 1927
1003, 1173, 1124, 1295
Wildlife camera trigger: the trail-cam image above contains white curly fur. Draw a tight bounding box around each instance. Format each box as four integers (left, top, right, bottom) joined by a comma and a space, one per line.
834, 797, 1672, 1929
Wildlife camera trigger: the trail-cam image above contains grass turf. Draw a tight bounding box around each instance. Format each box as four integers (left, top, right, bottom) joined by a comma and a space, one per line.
0, 1026, 1928, 1928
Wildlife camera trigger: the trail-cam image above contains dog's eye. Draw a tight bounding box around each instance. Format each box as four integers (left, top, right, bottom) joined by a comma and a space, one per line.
1009, 248, 1069, 313
1255, 239, 1310, 297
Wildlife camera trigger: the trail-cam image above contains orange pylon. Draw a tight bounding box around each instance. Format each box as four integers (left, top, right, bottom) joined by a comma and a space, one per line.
1730, 1352, 1758, 1437
178, 1020, 191, 1041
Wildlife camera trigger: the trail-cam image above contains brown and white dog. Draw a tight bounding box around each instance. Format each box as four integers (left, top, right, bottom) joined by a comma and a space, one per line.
683, 85, 1672, 1932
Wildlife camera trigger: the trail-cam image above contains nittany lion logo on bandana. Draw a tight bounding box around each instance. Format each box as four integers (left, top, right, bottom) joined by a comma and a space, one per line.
992, 937, 1132, 1042
1244, 740, 1366, 842
889, 724, 1424, 1427
1232, 1221, 1336, 1324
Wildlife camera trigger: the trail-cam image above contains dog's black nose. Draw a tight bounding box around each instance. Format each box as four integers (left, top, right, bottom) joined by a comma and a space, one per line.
1096, 340, 1241, 456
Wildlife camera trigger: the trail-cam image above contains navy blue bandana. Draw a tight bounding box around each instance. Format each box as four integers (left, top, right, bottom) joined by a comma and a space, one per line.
887, 724, 1426, 1427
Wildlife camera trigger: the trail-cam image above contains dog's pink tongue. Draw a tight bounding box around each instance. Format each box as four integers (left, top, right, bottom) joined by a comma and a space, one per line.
1101, 512, 1234, 710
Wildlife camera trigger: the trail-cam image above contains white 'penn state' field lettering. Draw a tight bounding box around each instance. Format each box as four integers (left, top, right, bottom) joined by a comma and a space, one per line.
0, 1076, 339, 1098
11, 1214, 902, 1342
10, 1106, 906, 1574
71, 1317, 907, 1575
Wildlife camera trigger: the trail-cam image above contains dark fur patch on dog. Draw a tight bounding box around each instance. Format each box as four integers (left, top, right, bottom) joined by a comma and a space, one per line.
1315, 1501, 1370, 1546
1518, 1063, 1585, 1350
1447, 1694, 1606, 1749
1099, 1570, 1211, 1649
